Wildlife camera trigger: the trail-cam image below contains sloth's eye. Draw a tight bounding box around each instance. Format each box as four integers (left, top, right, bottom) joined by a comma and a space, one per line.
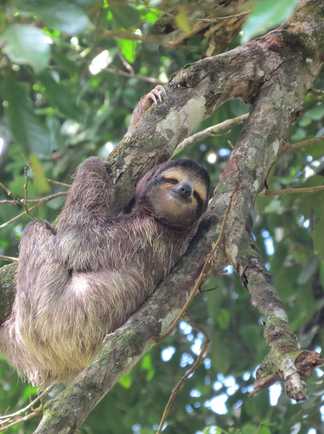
162, 177, 179, 185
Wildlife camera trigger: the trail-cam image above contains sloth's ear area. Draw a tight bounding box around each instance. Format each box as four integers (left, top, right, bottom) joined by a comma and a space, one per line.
122, 166, 161, 213
135, 166, 161, 198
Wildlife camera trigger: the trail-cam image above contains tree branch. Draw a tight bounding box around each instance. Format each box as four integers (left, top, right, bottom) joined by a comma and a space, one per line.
105, 67, 164, 85
0, 191, 67, 206
238, 238, 322, 399
264, 184, 324, 196
174, 113, 249, 154
281, 136, 324, 153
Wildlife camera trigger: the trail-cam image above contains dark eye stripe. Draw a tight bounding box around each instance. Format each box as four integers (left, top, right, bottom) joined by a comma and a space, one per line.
194, 191, 204, 208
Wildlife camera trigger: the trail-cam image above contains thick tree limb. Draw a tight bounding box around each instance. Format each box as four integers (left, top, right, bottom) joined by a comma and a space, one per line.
0, 0, 323, 432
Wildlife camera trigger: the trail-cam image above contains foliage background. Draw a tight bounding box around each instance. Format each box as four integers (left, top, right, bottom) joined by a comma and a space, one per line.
0, 1, 323, 433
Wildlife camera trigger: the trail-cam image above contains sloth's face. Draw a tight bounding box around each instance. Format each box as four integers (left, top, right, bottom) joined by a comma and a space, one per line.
145, 166, 209, 229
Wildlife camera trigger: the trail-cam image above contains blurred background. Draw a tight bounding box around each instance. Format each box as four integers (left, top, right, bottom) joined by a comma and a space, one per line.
0, 1, 323, 433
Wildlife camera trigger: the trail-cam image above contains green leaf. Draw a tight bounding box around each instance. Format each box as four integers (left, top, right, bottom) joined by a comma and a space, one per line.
241, 0, 299, 43
299, 115, 312, 127
141, 353, 155, 381
29, 154, 50, 194
175, 6, 191, 34
300, 176, 324, 214
240, 325, 261, 351
141, 8, 160, 25
22, 384, 38, 400
16, 0, 92, 35
0, 24, 51, 72
305, 104, 324, 121
320, 262, 324, 287
110, 2, 141, 28
119, 373, 133, 389
39, 72, 80, 120
291, 127, 306, 141
313, 198, 324, 261
203, 428, 224, 434
242, 423, 259, 434
211, 333, 231, 373
258, 425, 272, 434
3, 78, 53, 155
297, 256, 319, 285
264, 198, 285, 214
35, 3, 91, 35
301, 140, 324, 158
117, 39, 137, 64
216, 309, 231, 330
141, 353, 153, 370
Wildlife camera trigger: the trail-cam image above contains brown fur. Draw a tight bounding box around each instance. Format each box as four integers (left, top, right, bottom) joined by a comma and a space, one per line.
0, 157, 209, 386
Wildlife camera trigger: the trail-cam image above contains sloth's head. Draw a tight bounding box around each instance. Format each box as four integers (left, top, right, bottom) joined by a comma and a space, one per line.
135, 159, 210, 229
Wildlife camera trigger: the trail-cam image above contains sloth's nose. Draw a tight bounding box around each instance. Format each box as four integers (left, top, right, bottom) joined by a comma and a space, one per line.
175, 182, 192, 199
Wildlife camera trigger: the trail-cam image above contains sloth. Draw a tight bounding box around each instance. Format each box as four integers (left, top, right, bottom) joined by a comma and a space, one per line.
0, 86, 210, 386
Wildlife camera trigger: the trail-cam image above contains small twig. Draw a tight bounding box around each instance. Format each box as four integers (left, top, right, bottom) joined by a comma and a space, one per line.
23, 165, 32, 218
173, 114, 249, 155
0, 206, 40, 229
0, 198, 22, 205
103, 29, 162, 44
263, 184, 324, 197
281, 136, 324, 153
309, 88, 324, 97
0, 199, 21, 205
105, 67, 164, 85
0, 181, 13, 197
0, 191, 67, 206
0, 408, 41, 431
47, 178, 71, 188
0, 208, 33, 229
117, 52, 134, 74
250, 374, 279, 396
200, 285, 218, 294
0, 192, 67, 229
0, 181, 21, 206
104, 22, 211, 49
0, 387, 50, 431
198, 11, 250, 21
24, 166, 54, 232
0, 255, 18, 262
156, 323, 209, 434
0, 387, 50, 421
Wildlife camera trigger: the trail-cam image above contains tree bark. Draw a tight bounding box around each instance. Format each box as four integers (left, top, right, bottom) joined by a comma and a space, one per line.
0, 264, 16, 325
0, 0, 323, 432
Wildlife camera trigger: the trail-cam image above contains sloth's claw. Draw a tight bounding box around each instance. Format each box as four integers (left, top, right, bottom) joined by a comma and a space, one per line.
147, 85, 166, 104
